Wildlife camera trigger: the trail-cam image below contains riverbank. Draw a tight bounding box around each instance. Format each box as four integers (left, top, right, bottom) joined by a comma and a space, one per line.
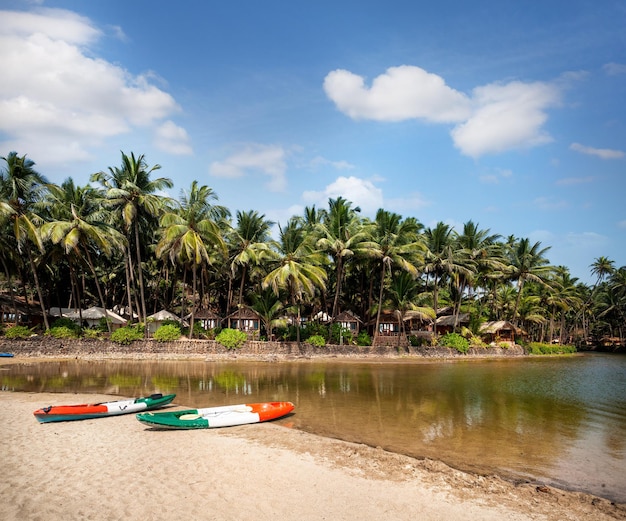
1, 391, 623, 521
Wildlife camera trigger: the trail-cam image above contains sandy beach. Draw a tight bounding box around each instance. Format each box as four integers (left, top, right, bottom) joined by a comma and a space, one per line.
1, 390, 624, 521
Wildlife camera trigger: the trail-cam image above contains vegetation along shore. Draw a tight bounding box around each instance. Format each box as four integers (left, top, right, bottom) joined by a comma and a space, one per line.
1, 151, 624, 353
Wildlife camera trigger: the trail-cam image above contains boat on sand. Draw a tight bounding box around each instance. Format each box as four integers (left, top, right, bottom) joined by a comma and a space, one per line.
33, 393, 176, 423
136, 401, 294, 430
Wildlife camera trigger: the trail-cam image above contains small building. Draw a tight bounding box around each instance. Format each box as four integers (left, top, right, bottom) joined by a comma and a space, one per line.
146, 309, 187, 335
479, 320, 522, 344
65, 307, 126, 330
435, 312, 470, 335
225, 307, 262, 337
188, 309, 222, 331
370, 312, 400, 336
333, 310, 362, 335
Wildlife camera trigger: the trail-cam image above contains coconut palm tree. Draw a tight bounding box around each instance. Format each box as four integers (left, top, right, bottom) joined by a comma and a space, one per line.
228, 210, 275, 318
316, 197, 374, 318
40, 179, 126, 331
386, 271, 435, 344
0, 152, 50, 329
370, 210, 425, 337
156, 181, 226, 338
91, 152, 173, 329
507, 237, 553, 325
263, 218, 327, 345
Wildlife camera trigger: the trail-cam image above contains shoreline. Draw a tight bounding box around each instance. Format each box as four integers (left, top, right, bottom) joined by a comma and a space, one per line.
1, 390, 624, 520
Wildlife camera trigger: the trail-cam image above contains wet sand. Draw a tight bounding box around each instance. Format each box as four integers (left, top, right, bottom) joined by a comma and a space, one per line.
1, 390, 623, 521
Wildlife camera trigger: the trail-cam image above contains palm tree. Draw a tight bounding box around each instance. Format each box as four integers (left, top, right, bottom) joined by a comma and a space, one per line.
40, 179, 126, 332
386, 271, 435, 344
156, 181, 226, 338
250, 288, 285, 340
316, 197, 373, 317
228, 210, 275, 318
91, 152, 173, 329
0, 152, 50, 329
370, 210, 424, 337
263, 218, 327, 345
507, 238, 553, 325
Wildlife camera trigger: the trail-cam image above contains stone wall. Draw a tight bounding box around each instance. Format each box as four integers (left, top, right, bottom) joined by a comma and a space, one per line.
0, 336, 528, 359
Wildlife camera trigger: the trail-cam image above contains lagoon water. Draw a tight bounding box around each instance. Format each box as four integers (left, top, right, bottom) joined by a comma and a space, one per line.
2, 353, 625, 503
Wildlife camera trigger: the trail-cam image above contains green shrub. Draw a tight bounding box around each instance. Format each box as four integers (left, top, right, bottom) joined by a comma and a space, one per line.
356, 331, 371, 346
45, 326, 80, 339
527, 342, 577, 355
51, 318, 81, 332
302, 322, 330, 341
82, 328, 101, 339
215, 328, 247, 350
306, 334, 326, 347
330, 323, 353, 345
4, 325, 33, 339
153, 324, 182, 342
439, 332, 470, 353
110, 325, 144, 345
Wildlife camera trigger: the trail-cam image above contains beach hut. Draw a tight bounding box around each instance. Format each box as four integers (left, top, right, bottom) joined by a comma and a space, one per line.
225, 307, 262, 338
333, 310, 362, 335
146, 310, 187, 334
435, 312, 470, 335
187, 309, 221, 331
65, 307, 126, 330
479, 320, 522, 344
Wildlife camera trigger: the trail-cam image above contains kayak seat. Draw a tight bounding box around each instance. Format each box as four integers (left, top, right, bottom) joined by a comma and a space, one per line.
179, 413, 202, 421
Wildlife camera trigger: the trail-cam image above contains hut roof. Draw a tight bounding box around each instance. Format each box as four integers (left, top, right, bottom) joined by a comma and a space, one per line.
66, 307, 125, 324
225, 307, 262, 320
435, 313, 470, 327
147, 309, 183, 322
189, 309, 221, 320
334, 310, 362, 323
479, 321, 523, 334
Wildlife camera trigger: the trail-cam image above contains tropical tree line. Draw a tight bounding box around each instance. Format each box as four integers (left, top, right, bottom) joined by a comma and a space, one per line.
1, 151, 624, 347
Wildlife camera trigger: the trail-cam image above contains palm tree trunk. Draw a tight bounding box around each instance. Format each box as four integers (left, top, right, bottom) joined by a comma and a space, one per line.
26, 248, 49, 330
84, 247, 112, 333
374, 262, 386, 338
133, 223, 148, 336
189, 265, 197, 339
332, 257, 343, 317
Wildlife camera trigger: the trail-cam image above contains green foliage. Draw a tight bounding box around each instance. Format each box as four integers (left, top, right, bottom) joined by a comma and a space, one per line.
110, 325, 144, 345
51, 318, 81, 332
356, 330, 371, 346
215, 328, 248, 350
82, 328, 101, 339
45, 326, 80, 339
4, 325, 33, 339
153, 324, 182, 342
302, 321, 330, 341
527, 342, 577, 355
438, 332, 470, 353
408, 335, 429, 347
329, 323, 353, 345
306, 334, 326, 347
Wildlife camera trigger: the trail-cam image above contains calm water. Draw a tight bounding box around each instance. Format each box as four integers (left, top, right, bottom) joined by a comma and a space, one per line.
2, 354, 625, 503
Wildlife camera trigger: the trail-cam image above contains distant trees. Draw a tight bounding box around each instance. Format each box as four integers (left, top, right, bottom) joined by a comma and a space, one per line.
0, 149, 624, 349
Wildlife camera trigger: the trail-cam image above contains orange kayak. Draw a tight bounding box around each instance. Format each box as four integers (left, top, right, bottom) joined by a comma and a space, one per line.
34, 393, 176, 423
136, 401, 294, 429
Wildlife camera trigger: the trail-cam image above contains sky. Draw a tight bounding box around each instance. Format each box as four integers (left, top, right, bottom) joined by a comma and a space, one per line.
1, 0, 624, 284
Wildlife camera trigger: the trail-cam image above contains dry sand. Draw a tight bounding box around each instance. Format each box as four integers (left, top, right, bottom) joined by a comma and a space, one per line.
1, 392, 624, 521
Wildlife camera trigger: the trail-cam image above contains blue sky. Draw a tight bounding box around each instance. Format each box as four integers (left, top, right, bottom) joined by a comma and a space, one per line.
1, 0, 624, 284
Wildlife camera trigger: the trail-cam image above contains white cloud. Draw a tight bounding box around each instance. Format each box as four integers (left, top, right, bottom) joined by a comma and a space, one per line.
603, 62, 626, 76
452, 81, 559, 157
324, 65, 561, 158
0, 8, 184, 166
154, 121, 192, 155
555, 176, 594, 186
385, 192, 431, 212
323, 66, 471, 123
302, 175, 383, 215
618, 220, 626, 229
533, 196, 568, 211
309, 156, 356, 170
209, 144, 287, 192
570, 143, 625, 160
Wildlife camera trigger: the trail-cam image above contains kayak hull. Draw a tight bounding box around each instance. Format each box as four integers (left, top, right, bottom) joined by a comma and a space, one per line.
136, 401, 294, 430
33, 393, 176, 423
